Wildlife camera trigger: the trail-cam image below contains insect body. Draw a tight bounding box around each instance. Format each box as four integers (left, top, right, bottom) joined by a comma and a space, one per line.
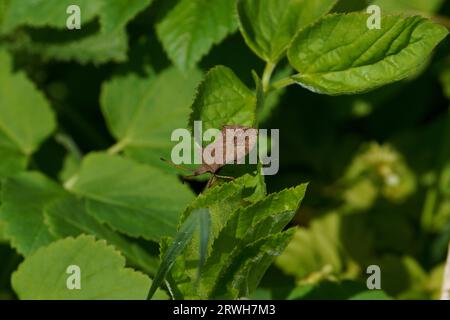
162, 125, 258, 188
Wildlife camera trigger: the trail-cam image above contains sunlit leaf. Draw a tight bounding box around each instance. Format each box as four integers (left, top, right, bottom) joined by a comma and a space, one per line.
237, 0, 337, 63
156, 0, 237, 70
12, 235, 153, 299
67, 153, 195, 241
288, 14, 448, 95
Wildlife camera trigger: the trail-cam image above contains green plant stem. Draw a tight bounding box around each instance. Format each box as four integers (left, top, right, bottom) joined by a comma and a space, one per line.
63, 174, 79, 190
262, 62, 276, 93
421, 188, 438, 231
107, 139, 129, 155
55, 132, 83, 161
269, 77, 296, 92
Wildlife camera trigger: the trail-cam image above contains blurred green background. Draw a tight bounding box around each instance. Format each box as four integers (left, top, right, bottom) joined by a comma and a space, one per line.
0, 0, 449, 300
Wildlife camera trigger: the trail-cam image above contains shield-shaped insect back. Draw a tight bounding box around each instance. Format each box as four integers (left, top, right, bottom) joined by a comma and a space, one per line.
162, 125, 259, 189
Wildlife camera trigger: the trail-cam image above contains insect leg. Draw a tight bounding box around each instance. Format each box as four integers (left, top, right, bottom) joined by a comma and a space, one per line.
206, 175, 217, 189
214, 174, 235, 180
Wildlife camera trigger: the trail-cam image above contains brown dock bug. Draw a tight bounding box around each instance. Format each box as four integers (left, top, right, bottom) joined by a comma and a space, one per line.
162, 125, 258, 188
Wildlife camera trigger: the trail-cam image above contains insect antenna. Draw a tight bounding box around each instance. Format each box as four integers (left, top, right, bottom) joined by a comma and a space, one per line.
160, 157, 196, 173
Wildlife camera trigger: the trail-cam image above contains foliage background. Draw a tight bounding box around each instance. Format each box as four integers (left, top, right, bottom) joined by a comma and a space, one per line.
0, 0, 449, 300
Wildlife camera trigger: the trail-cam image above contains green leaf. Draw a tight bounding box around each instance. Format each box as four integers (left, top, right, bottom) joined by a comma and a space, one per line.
0, 172, 64, 256
12, 235, 152, 299
276, 212, 345, 281
197, 208, 211, 283
0, 0, 10, 33
193, 185, 306, 298
287, 284, 315, 299
177, 174, 266, 286
2, 0, 151, 32
99, 0, 152, 33
2, 0, 102, 32
44, 196, 160, 275
66, 153, 195, 241
252, 70, 265, 114
0, 50, 55, 177
147, 208, 210, 299
0, 148, 26, 179
2, 0, 152, 64
287, 280, 391, 300
197, 211, 295, 296
156, 0, 238, 71
287, 13, 448, 95
21, 28, 128, 65
189, 66, 257, 131
58, 154, 80, 183
232, 184, 307, 239
372, 0, 445, 14
101, 67, 202, 170
237, 0, 337, 63
207, 230, 295, 299
181, 174, 266, 239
